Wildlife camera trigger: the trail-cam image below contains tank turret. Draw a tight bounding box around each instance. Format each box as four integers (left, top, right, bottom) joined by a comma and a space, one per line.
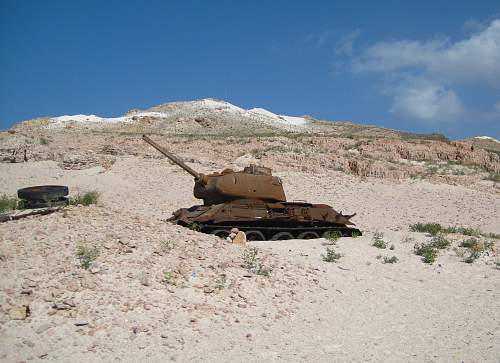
142, 135, 287, 205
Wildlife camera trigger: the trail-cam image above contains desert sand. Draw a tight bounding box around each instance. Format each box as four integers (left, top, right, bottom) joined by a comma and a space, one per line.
0, 153, 499, 362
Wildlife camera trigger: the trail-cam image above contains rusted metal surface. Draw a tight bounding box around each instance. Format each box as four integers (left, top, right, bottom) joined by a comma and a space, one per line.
143, 135, 361, 240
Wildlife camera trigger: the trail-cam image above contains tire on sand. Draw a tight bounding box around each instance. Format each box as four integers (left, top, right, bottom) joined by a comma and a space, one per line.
297, 231, 320, 239
245, 230, 266, 241
270, 232, 295, 240
18, 185, 69, 202
210, 229, 230, 239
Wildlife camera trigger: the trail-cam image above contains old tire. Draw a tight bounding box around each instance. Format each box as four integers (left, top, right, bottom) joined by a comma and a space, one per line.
270, 232, 295, 240
245, 230, 266, 241
297, 231, 320, 240
18, 185, 69, 202
211, 229, 230, 239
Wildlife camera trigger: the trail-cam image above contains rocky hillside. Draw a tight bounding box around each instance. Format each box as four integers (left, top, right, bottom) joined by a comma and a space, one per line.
10, 98, 423, 139
1, 99, 499, 189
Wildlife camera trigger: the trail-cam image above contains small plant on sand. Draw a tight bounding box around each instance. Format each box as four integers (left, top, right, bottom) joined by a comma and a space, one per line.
0, 195, 22, 213
39, 137, 50, 145
431, 233, 450, 249
215, 274, 227, 290
159, 240, 175, 253
162, 270, 175, 285
372, 232, 387, 249
242, 247, 271, 276
322, 247, 342, 263
382, 256, 399, 264
495, 261, 500, 269
414, 243, 438, 264
189, 222, 201, 232
410, 223, 443, 236
458, 238, 494, 263
76, 245, 99, 270
323, 230, 341, 245
70, 191, 100, 206
483, 172, 500, 183
413, 233, 450, 264
410, 222, 493, 239
351, 230, 360, 238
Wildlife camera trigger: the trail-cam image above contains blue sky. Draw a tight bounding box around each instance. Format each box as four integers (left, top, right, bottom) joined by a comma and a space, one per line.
1, 0, 499, 138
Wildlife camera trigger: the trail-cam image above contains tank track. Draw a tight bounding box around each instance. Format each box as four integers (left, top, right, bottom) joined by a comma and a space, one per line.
197, 223, 362, 241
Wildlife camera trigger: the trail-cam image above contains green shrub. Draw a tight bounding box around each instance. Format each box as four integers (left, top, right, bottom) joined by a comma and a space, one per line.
431, 234, 450, 249
372, 232, 387, 249
414, 243, 438, 264
409, 223, 443, 236
76, 245, 99, 270
69, 191, 100, 206
189, 222, 201, 232
382, 256, 399, 264
458, 238, 494, 264
0, 195, 22, 213
483, 172, 500, 182
39, 137, 50, 145
323, 230, 342, 243
322, 247, 342, 262
242, 247, 271, 276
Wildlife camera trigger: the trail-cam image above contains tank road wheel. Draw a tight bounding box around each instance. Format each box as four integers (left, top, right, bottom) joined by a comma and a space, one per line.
270, 232, 295, 241
245, 230, 266, 241
211, 229, 230, 239
297, 231, 320, 240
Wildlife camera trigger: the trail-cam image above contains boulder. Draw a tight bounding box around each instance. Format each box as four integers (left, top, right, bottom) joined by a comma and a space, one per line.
232, 231, 247, 245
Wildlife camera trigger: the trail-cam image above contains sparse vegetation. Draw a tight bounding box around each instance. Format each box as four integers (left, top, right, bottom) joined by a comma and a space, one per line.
483, 172, 500, 183
457, 238, 494, 263
431, 234, 450, 249
323, 230, 341, 244
242, 247, 271, 276
215, 274, 227, 290
413, 233, 450, 264
351, 230, 360, 238
410, 223, 443, 236
383, 256, 399, 264
75, 245, 99, 270
495, 261, 500, 269
372, 232, 387, 249
162, 270, 175, 285
410, 222, 497, 239
159, 240, 175, 253
0, 195, 23, 213
322, 247, 342, 263
414, 243, 438, 264
69, 191, 100, 206
39, 137, 50, 145
189, 222, 201, 232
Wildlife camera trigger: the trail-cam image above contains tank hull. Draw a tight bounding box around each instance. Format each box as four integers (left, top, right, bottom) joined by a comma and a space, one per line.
169, 199, 361, 240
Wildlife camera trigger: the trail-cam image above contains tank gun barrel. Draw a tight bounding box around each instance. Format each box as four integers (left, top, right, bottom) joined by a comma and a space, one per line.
142, 135, 201, 179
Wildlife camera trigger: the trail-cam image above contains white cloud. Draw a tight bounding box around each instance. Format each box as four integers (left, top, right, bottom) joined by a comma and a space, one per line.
335, 29, 360, 55
390, 81, 464, 122
495, 101, 500, 113
352, 19, 500, 122
355, 20, 500, 87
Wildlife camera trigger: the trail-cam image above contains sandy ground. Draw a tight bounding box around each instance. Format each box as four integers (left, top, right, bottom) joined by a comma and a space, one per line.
0, 156, 499, 362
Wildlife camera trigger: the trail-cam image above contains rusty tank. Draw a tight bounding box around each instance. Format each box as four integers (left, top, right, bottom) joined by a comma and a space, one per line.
143, 135, 361, 240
